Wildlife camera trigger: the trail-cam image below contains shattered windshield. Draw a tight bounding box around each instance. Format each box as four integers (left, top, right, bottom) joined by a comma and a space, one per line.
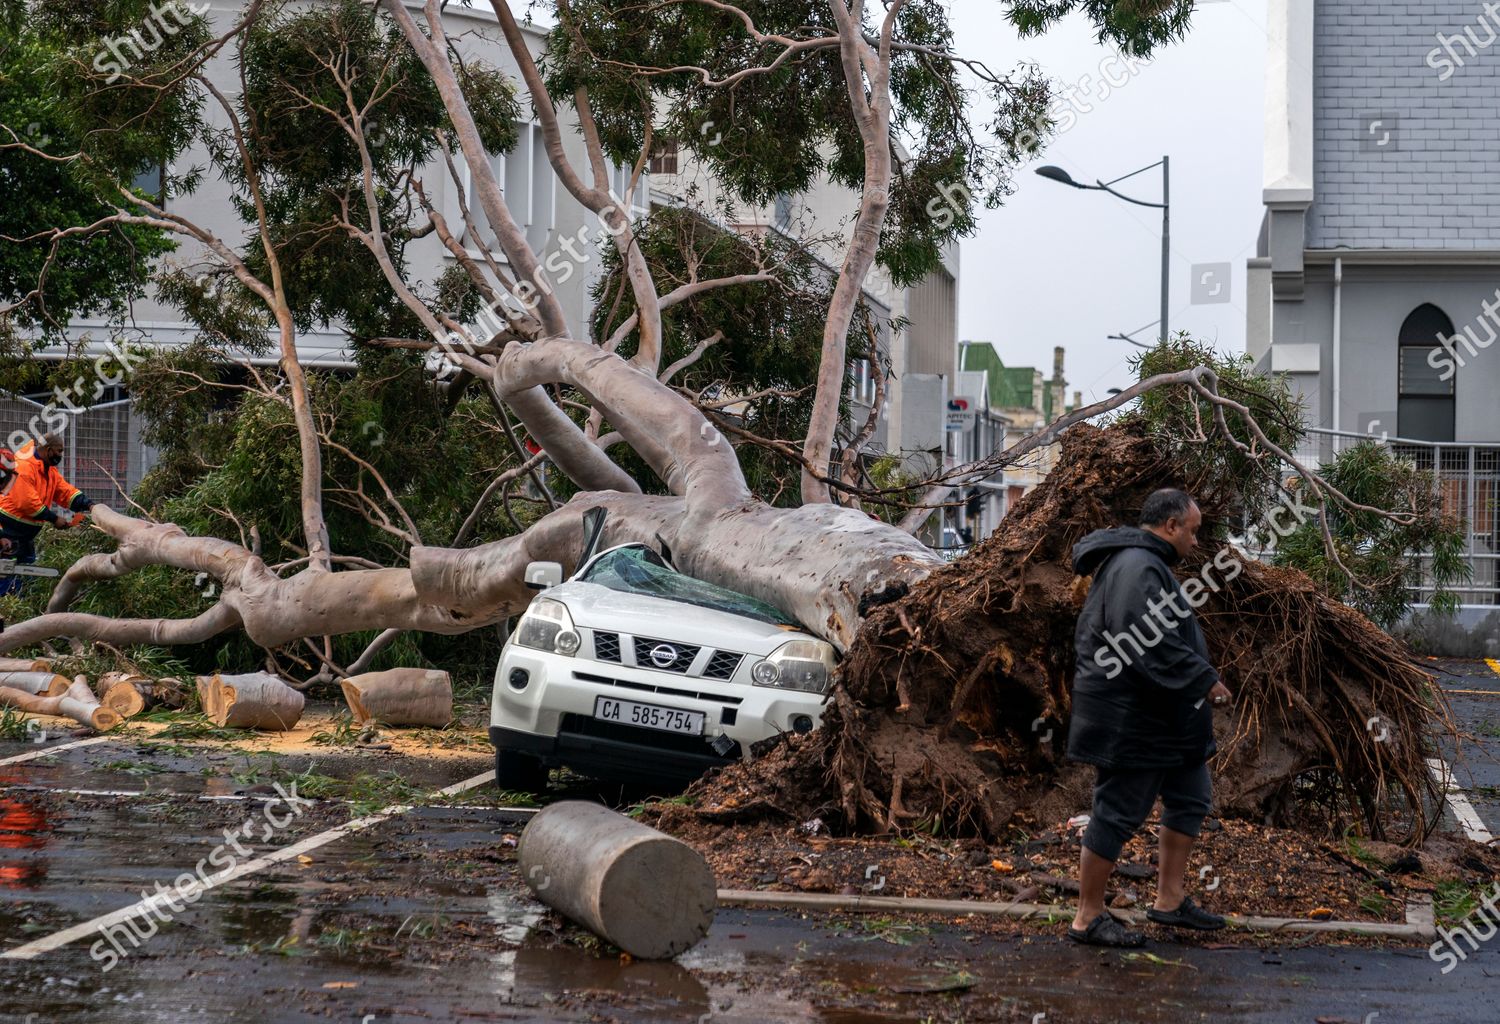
580, 545, 799, 627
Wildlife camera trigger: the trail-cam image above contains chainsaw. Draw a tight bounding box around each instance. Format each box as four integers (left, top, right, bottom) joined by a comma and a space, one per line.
0, 559, 59, 579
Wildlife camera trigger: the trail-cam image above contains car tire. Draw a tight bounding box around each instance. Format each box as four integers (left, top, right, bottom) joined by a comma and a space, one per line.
496, 747, 548, 794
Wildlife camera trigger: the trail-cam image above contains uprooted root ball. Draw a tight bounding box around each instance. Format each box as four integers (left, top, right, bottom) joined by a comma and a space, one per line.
681, 423, 1449, 843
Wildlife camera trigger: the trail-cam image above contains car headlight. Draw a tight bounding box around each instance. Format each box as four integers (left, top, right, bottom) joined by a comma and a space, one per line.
751, 639, 837, 695
515, 598, 577, 655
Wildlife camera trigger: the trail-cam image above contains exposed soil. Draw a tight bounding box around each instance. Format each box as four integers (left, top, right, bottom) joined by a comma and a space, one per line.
678, 423, 1453, 845
652, 804, 1500, 927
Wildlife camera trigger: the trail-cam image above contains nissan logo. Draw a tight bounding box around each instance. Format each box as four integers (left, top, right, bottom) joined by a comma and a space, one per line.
648, 644, 678, 668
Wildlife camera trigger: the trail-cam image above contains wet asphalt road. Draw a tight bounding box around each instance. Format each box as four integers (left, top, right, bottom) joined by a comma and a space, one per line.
0, 660, 1497, 1023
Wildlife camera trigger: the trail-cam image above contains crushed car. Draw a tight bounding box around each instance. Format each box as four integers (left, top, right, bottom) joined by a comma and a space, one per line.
489, 512, 836, 791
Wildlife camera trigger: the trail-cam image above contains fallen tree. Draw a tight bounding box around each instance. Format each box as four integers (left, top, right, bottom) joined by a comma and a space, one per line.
0, 1, 1456, 845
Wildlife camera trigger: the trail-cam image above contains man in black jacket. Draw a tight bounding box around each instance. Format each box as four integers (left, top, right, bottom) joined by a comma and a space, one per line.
1065, 488, 1234, 947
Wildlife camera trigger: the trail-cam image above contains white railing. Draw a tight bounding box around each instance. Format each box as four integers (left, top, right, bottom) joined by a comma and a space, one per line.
1289, 428, 1500, 605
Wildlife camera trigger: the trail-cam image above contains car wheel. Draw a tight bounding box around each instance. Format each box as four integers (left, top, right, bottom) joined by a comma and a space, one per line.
496, 747, 548, 794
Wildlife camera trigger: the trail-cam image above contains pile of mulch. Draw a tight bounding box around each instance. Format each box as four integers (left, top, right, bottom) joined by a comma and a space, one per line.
650, 801, 1500, 925
674, 421, 1450, 845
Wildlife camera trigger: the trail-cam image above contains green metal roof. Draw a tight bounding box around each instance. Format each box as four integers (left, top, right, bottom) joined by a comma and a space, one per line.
960, 341, 1043, 412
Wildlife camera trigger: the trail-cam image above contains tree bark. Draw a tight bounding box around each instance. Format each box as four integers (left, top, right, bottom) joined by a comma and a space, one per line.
0, 657, 51, 673
196, 672, 306, 731
340, 668, 452, 728
800, 3, 896, 504
0, 672, 70, 697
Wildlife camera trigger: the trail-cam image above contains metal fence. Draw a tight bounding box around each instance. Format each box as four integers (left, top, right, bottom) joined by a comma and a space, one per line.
1289, 427, 1500, 605
0, 392, 146, 506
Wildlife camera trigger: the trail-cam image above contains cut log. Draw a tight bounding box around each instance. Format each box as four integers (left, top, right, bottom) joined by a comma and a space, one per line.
518, 801, 717, 959
340, 668, 452, 727
0, 671, 70, 697
0, 657, 52, 673
95, 671, 150, 698
134, 675, 189, 710
195, 672, 305, 730
0, 677, 121, 732
96, 681, 146, 719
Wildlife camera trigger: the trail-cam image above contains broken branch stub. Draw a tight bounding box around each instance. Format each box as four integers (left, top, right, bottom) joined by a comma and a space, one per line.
340, 668, 452, 727
195, 672, 305, 731
0, 671, 70, 697
518, 802, 717, 959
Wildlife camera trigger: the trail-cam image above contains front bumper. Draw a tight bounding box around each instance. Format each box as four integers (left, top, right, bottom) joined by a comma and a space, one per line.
489, 724, 733, 786
490, 642, 826, 782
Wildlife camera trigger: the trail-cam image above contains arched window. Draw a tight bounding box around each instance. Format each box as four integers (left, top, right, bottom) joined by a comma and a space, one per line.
1397, 303, 1456, 442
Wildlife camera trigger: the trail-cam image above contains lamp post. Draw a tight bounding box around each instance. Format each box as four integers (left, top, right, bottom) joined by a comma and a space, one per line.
1036, 158, 1170, 344
1107, 321, 1158, 349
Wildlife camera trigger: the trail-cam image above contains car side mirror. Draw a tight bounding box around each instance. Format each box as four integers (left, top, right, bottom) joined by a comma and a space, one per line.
524, 561, 564, 590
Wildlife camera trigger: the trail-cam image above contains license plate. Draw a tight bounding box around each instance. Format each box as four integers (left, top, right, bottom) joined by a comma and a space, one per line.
593, 696, 705, 736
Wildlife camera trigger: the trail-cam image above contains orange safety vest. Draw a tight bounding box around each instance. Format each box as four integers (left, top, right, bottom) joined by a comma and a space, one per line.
0, 442, 82, 528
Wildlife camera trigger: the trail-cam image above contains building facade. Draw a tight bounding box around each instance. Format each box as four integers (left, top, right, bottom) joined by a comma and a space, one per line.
1247, 0, 1500, 629
942, 341, 1073, 550
1248, 0, 1500, 442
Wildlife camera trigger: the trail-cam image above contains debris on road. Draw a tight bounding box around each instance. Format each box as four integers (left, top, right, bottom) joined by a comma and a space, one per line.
340, 668, 453, 728
0, 675, 119, 731
0, 671, 69, 697
94, 671, 189, 714
652, 804, 1500, 926
519, 801, 717, 959
195, 671, 306, 730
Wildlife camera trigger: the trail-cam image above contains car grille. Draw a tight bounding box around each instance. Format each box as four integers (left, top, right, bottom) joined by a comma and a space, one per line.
632, 636, 699, 673
702, 650, 742, 680
587, 631, 745, 680
573, 671, 743, 706
593, 630, 622, 662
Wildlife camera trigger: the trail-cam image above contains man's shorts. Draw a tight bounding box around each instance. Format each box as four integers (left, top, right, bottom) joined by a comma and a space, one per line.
1081, 762, 1213, 862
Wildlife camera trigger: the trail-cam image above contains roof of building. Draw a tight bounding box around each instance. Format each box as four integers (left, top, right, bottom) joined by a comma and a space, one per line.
960, 341, 1045, 412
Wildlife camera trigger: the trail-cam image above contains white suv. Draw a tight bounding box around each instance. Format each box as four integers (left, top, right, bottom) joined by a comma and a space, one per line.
489, 541, 836, 791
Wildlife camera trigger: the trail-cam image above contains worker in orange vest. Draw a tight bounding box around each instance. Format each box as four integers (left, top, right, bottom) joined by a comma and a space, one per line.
0, 450, 14, 558
0, 433, 98, 594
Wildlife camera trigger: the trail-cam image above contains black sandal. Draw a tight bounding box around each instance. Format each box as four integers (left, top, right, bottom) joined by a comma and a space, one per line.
1067, 912, 1147, 947
1146, 896, 1226, 931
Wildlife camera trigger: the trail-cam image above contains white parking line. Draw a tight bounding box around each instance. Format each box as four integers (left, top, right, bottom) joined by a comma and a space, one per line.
0, 736, 111, 767
1427, 757, 1496, 844
2, 783, 540, 816
0, 768, 498, 961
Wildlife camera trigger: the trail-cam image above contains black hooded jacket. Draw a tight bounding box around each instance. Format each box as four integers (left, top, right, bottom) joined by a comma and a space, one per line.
1065, 526, 1219, 770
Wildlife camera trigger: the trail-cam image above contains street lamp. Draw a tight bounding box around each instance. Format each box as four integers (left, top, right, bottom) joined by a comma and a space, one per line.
1035, 158, 1170, 344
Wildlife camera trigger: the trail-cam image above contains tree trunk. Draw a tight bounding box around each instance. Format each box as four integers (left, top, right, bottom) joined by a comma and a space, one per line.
196, 672, 305, 731
0, 678, 121, 732
340, 668, 452, 728
518, 802, 717, 959
0, 672, 70, 697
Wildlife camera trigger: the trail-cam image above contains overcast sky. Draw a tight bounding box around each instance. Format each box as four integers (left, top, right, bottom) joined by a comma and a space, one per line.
945, 0, 1269, 403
